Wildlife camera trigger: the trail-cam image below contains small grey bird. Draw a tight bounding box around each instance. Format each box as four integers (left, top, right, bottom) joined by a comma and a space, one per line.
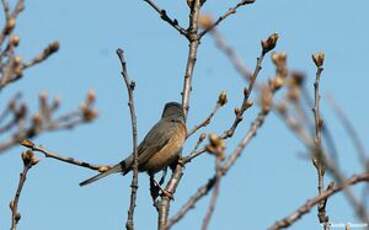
79, 102, 187, 186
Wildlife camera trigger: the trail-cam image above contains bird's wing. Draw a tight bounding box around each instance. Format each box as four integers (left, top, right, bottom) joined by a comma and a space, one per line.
136, 119, 178, 165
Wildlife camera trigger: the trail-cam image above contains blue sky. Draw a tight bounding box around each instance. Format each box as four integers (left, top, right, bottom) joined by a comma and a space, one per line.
1, 0, 369, 229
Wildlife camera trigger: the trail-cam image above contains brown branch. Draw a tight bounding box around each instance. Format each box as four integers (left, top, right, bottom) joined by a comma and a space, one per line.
199, 0, 255, 39
10, 150, 39, 230
142, 0, 188, 37
187, 91, 227, 138
311, 52, 329, 226
182, 133, 206, 164
268, 172, 369, 230
156, 0, 203, 228
181, 0, 202, 118
0, 41, 60, 91
221, 49, 265, 139
116, 48, 139, 230
20, 139, 109, 171
0, 91, 97, 154
166, 35, 279, 228
168, 108, 271, 228
212, 25, 369, 226
201, 157, 222, 230
168, 38, 281, 227
22, 41, 60, 69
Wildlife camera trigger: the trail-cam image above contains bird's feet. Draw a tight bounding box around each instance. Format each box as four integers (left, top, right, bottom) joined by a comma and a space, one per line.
152, 179, 174, 200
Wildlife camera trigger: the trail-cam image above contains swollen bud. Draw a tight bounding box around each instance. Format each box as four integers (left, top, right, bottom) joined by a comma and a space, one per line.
217, 91, 228, 106
21, 150, 39, 166
207, 133, 225, 160
261, 33, 279, 55
312, 51, 325, 67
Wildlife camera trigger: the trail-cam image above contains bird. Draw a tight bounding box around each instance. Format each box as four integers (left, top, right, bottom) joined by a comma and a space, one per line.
79, 102, 187, 186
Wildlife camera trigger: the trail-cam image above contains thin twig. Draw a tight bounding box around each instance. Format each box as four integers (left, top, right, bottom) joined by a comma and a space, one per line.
213, 28, 369, 226
20, 139, 108, 171
142, 0, 188, 37
180, 0, 201, 118
311, 52, 329, 226
116, 48, 139, 230
201, 157, 222, 230
268, 173, 369, 230
10, 151, 38, 230
22, 41, 60, 69
166, 36, 276, 228
301, 86, 340, 164
168, 109, 271, 228
221, 49, 265, 139
0, 41, 60, 91
187, 99, 223, 138
0, 92, 97, 154
199, 0, 255, 39
182, 133, 206, 164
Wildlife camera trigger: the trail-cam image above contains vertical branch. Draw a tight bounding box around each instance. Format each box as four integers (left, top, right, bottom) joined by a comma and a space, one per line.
311, 52, 329, 227
157, 1, 202, 229
10, 151, 39, 230
181, 0, 201, 118
201, 157, 222, 230
116, 48, 139, 230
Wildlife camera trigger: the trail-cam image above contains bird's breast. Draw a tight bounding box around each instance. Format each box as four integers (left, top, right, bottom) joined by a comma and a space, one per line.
142, 122, 186, 174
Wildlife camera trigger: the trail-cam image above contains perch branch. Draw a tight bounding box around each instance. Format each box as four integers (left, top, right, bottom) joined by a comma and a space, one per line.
268, 173, 369, 230
116, 48, 139, 230
20, 139, 109, 171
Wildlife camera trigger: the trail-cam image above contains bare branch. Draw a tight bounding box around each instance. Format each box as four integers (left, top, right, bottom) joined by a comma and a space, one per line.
20, 139, 109, 171
311, 51, 329, 226
268, 173, 369, 230
187, 91, 227, 138
22, 41, 60, 69
116, 48, 139, 230
201, 157, 222, 230
0, 91, 97, 153
168, 108, 272, 228
10, 150, 39, 230
142, 0, 188, 37
199, 0, 255, 39
0, 41, 60, 91
156, 0, 203, 228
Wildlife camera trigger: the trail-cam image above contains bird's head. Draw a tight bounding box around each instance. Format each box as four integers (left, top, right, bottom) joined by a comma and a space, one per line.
161, 102, 185, 122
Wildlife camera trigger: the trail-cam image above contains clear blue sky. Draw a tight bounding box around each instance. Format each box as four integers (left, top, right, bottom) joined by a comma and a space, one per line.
1, 0, 369, 229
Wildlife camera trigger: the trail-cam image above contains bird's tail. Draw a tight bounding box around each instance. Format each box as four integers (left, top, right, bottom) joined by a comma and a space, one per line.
79, 161, 129, 186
